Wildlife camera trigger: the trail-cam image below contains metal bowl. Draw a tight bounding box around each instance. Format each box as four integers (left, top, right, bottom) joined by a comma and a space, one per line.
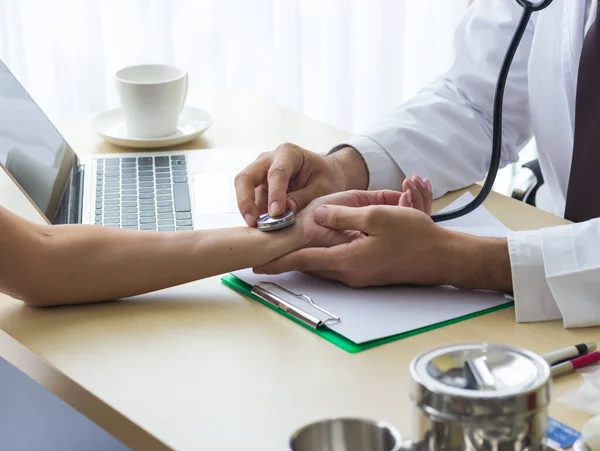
289, 417, 402, 451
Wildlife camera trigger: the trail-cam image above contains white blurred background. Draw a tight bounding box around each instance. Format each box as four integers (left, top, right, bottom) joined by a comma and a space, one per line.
0, 0, 466, 130
0, 0, 536, 194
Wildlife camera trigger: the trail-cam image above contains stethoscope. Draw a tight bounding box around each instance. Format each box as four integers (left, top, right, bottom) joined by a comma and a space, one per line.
432, 0, 555, 222
258, 0, 556, 232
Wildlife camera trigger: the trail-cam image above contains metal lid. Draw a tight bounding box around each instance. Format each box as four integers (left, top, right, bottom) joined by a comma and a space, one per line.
410, 343, 551, 420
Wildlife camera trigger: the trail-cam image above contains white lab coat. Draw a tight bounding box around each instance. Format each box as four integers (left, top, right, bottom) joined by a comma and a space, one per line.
341, 0, 600, 327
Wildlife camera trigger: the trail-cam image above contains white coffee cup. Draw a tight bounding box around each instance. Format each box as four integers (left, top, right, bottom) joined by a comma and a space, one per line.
115, 64, 188, 138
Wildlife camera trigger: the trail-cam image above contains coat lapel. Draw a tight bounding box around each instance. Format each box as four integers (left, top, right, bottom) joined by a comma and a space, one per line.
527, 0, 584, 213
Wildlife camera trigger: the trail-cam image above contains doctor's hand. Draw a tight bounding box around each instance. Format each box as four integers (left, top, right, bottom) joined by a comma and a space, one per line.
292, 189, 402, 249
255, 202, 457, 288
235, 144, 369, 226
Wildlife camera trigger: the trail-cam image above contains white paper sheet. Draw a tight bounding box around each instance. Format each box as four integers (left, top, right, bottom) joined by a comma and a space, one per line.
233, 194, 513, 344
438, 192, 511, 238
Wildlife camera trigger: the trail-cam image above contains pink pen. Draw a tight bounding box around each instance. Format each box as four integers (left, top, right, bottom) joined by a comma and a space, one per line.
542, 342, 596, 366
551, 351, 600, 377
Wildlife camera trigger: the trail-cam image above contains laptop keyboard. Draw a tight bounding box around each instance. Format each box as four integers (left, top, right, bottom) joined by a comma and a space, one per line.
94, 155, 194, 231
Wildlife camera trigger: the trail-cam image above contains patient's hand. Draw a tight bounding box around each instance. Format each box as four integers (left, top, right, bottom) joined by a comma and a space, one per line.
401, 174, 433, 216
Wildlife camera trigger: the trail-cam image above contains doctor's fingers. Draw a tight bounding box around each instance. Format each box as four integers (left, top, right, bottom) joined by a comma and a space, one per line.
368, 190, 404, 206
314, 204, 396, 236
326, 189, 403, 208
266, 142, 322, 216
235, 155, 274, 225
285, 182, 340, 216
266, 154, 298, 217
255, 185, 269, 215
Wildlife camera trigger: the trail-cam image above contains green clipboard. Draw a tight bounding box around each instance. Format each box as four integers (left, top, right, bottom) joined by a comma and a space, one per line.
221, 274, 514, 354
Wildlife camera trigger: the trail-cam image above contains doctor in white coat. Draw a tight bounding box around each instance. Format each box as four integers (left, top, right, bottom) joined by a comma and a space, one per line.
234, 0, 600, 328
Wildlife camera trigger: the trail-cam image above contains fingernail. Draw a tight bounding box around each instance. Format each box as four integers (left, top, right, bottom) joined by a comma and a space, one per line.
406, 190, 412, 204
314, 206, 328, 224
424, 179, 432, 192
407, 180, 417, 190
269, 201, 280, 215
244, 214, 254, 225
399, 192, 409, 207
416, 177, 426, 189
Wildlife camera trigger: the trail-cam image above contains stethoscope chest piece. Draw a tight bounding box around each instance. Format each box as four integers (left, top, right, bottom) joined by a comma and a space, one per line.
257, 209, 296, 232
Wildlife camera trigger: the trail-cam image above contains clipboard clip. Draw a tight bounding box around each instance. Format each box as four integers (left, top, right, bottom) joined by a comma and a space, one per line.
251, 282, 341, 330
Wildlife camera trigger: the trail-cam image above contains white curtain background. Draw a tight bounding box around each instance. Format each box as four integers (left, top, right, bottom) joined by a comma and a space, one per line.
0, 0, 520, 193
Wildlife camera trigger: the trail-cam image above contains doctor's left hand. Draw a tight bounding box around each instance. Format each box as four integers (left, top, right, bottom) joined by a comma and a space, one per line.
291, 173, 432, 250
255, 202, 458, 287
254, 175, 449, 287
294, 189, 403, 249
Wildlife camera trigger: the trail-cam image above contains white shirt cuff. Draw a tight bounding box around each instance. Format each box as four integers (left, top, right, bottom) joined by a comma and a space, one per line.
507, 229, 561, 323
541, 222, 600, 328
329, 136, 405, 191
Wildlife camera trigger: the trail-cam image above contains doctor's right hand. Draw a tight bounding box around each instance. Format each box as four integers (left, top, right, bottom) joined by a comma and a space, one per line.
255, 190, 450, 288
234, 143, 369, 226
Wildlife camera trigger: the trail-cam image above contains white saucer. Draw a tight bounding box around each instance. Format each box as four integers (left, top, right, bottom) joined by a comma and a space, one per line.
91, 105, 212, 149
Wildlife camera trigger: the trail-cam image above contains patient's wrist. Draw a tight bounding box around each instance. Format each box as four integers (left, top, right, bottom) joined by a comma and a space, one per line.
269, 222, 308, 253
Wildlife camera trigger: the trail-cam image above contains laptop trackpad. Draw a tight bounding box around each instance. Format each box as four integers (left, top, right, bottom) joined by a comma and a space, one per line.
191, 172, 246, 229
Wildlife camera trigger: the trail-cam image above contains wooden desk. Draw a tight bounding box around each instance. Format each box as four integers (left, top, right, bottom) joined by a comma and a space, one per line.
0, 88, 595, 451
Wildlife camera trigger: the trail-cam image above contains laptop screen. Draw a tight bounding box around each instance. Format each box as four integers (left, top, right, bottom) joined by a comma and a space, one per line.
0, 60, 77, 223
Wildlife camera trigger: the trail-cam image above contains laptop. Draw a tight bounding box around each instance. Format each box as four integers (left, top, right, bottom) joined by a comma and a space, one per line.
0, 60, 251, 230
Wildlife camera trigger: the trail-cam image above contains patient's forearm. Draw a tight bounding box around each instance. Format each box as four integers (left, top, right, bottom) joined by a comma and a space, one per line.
0, 210, 302, 306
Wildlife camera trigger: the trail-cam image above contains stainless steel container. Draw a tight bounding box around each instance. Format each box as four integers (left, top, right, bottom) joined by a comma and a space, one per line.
289, 417, 403, 451
409, 343, 551, 451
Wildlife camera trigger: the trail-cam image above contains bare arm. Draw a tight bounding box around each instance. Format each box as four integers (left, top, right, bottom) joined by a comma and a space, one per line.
0, 206, 306, 307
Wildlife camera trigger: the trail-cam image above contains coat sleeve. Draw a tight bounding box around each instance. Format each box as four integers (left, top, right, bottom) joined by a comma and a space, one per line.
337, 0, 535, 197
